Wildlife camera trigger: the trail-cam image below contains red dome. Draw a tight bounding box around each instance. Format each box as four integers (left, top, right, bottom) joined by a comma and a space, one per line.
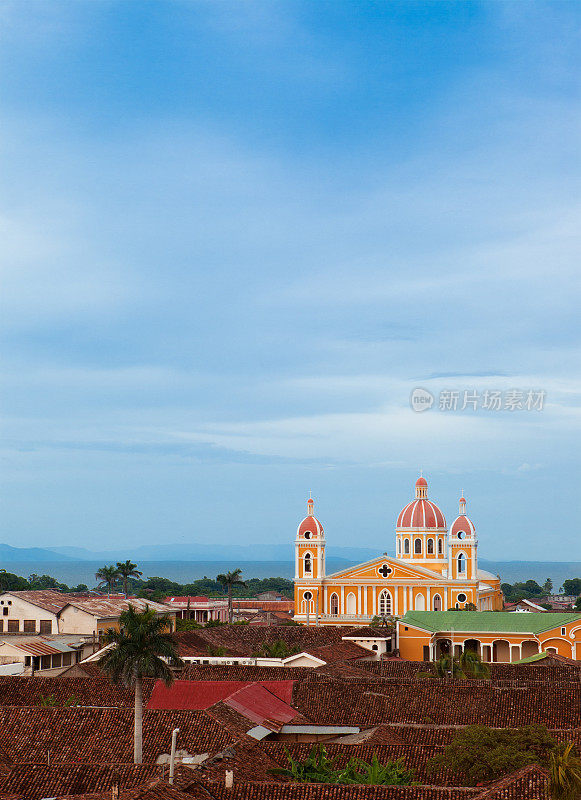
450, 514, 475, 537
297, 515, 324, 538
416, 476, 428, 487
397, 499, 446, 529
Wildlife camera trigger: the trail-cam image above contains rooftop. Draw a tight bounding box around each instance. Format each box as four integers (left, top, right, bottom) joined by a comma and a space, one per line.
400, 610, 581, 634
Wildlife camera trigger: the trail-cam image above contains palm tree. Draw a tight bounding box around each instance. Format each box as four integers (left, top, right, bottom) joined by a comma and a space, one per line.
460, 649, 491, 679
116, 560, 143, 597
216, 568, 246, 623
548, 742, 581, 800
99, 605, 183, 764
95, 565, 120, 597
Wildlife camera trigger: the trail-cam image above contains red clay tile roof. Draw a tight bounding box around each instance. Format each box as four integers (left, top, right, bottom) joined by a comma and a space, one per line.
473, 764, 549, 799
0, 764, 164, 800
0, 676, 156, 708
0, 708, 237, 763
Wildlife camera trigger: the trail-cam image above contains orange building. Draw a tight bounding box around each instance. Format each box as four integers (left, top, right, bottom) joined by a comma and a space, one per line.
294, 476, 503, 625
397, 610, 581, 662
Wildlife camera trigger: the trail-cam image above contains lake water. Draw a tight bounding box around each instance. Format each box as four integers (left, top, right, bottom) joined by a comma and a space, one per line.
5, 559, 355, 588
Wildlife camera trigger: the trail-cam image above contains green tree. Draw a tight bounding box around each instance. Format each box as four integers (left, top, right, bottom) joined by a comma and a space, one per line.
548, 742, 581, 800
269, 745, 415, 786
216, 569, 246, 623
575, 597, 581, 611
562, 579, 581, 597
259, 639, 300, 658
99, 605, 183, 764
95, 565, 120, 597
428, 724, 557, 786
459, 649, 490, 679
116, 561, 143, 597
543, 577, 553, 595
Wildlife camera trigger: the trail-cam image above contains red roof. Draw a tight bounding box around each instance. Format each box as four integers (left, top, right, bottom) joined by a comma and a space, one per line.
297, 515, 324, 538
415, 476, 427, 487
397, 499, 446, 529
146, 680, 295, 710
450, 513, 476, 536
224, 683, 297, 727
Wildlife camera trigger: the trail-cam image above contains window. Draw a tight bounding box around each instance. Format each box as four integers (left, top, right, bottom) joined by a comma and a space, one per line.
0, 620, 3, 632
457, 531, 466, 540
304, 553, 312, 574
457, 593, 467, 603
23, 620, 36, 633
7, 620, 18, 632
561, 627, 566, 636
414, 538, 422, 554
438, 538, 443, 555
304, 531, 311, 539
457, 554, 466, 574
372, 644, 378, 651
330, 593, 339, 616
397, 539, 401, 555
62, 652, 72, 666
39, 620, 52, 635
2, 608, 7, 616
404, 539, 410, 554
303, 591, 312, 600
378, 590, 391, 616
427, 538, 434, 554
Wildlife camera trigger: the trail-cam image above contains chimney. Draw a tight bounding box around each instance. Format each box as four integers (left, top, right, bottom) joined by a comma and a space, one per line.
225, 770, 234, 789
111, 772, 120, 800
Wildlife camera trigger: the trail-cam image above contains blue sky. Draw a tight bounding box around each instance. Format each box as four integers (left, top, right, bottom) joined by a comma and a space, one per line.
1, 1, 580, 560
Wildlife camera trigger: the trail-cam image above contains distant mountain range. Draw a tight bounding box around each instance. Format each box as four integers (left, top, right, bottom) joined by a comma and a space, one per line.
0, 542, 579, 587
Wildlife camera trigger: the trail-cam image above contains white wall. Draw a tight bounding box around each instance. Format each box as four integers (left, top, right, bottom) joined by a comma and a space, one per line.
0, 594, 58, 634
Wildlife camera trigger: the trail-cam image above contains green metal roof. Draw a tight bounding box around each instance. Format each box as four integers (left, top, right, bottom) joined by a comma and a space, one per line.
514, 652, 551, 664
399, 610, 581, 634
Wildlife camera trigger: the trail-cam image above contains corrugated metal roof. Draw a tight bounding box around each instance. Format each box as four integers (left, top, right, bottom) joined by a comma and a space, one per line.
224, 683, 297, 728
146, 679, 295, 711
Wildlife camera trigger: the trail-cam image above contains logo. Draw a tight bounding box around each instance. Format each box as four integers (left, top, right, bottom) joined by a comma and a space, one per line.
410, 387, 434, 413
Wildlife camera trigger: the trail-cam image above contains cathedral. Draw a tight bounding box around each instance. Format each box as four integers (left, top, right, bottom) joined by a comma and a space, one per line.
293, 475, 503, 625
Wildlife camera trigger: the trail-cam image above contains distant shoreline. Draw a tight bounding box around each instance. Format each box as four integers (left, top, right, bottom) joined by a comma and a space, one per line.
1, 558, 580, 590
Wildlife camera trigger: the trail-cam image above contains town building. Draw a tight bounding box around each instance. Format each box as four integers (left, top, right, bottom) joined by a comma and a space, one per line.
397, 609, 581, 661
0, 590, 176, 637
163, 596, 228, 623
0, 633, 93, 675
294, 476, 503, 625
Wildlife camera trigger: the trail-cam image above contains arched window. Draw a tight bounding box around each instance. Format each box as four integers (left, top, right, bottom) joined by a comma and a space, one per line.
457, 553, 466, 574
330, 593, 339, 616
302, 590, 313, 614
433, 594, 442, 611
378, 590, 391, 616
438, 538, 443, 555
304, 553, 312, 574
404, 539, 410, 554
427, 538, 434, 554
414, 538, 422, 554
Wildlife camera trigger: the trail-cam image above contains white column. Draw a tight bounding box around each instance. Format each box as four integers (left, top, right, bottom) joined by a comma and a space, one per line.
402, 586, 407, 615
323, 587, 327, 615
341, 585, 345, 614
358, 585, 362, 616
395, 585, 399, 615
363, 586, 367, 616
295, 546, 299, 580
373, 585, 377, 615
444, 587, 448, 609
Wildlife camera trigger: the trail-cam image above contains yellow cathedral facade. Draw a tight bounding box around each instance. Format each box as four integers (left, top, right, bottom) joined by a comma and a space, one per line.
294, 476, 504, 625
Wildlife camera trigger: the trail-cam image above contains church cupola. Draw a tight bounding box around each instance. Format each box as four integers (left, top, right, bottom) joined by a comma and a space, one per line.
415, 476, 428, 499
295, 495, 326, 583
449, 493, 478, 581
395, 474, 448, 572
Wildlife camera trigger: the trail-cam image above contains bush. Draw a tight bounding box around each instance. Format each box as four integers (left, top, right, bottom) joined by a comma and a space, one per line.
428, 724, 557, 785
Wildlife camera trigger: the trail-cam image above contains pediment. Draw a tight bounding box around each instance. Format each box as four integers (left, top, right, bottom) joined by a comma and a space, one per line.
326, 555, 440, 582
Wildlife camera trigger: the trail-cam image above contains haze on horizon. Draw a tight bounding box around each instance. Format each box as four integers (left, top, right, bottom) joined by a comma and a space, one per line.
1, 1, 580, 561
